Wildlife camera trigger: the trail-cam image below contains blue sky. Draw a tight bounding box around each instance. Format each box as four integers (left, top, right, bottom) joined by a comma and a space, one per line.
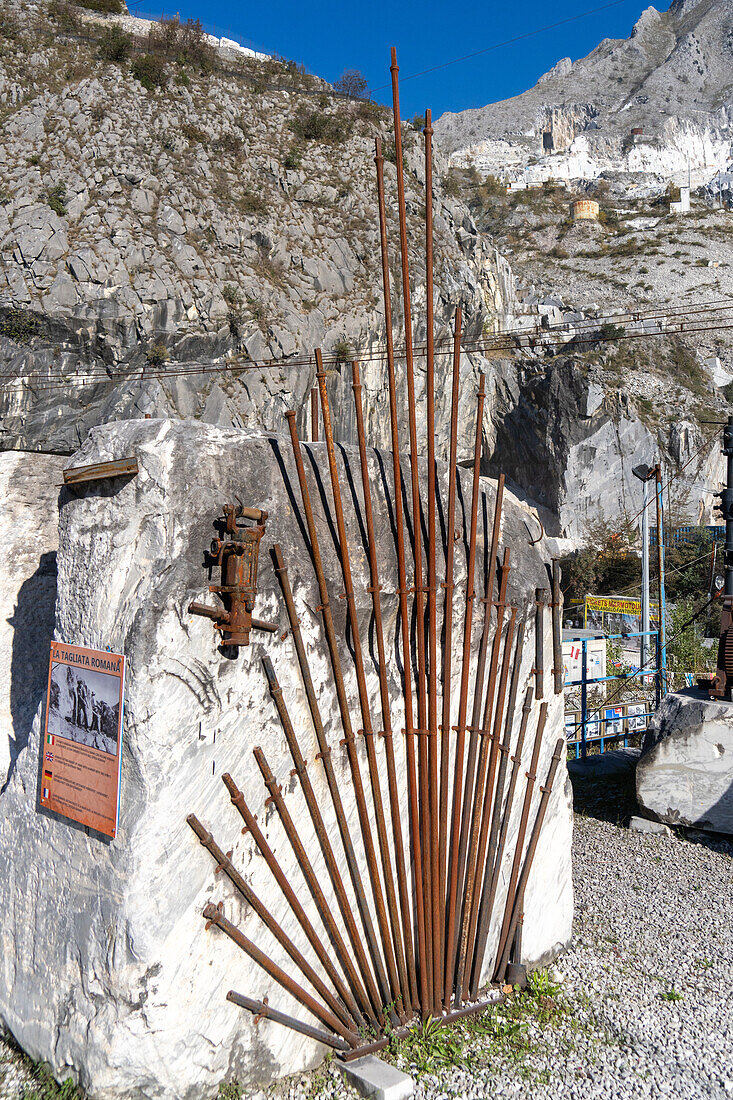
130, 0, 663, 118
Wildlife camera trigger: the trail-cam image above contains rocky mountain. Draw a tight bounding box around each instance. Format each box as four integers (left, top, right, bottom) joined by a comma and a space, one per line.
0, 0, 513, 461
0, 0, 726, 542
434, 0, 733, 182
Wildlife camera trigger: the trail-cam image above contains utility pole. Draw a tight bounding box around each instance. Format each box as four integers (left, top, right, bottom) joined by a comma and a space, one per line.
711, 415, 733, 699
632, 463, 655, 682
654, 464, 668, 696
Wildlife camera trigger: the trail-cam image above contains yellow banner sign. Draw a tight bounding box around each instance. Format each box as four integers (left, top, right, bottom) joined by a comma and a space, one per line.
585, 595, 641, 615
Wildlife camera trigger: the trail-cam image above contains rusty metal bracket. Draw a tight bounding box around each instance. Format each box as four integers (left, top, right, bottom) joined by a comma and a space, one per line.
190, 503, 275, 647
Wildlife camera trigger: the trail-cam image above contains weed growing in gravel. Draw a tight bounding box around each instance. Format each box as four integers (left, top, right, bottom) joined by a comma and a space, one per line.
659, 986, 683, 1001
384, 968, 576, 1082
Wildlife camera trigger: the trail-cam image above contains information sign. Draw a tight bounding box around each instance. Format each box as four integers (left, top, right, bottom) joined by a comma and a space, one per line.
41, 641, 125, 838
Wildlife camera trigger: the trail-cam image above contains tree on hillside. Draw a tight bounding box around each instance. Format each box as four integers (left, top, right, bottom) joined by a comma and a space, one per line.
334, 69, 369, 99
560, 515, 641, 606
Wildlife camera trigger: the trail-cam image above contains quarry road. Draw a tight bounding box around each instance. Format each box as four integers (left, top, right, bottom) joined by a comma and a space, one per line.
285, 811, 733, 1100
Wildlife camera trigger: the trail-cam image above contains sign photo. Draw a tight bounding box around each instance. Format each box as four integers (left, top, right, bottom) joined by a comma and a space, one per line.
41, 641, 125, 839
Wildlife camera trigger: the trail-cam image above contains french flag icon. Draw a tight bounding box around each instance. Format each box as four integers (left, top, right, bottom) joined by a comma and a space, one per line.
42, 787, 49, 799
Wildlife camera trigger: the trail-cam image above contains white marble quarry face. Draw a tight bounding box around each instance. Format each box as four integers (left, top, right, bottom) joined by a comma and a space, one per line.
637, 689, 733, 834
0, 420, 572, 1099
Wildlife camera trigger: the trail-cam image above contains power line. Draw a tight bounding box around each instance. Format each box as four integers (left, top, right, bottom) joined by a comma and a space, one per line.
2, 298, 732, 393
371, 0, 634, 91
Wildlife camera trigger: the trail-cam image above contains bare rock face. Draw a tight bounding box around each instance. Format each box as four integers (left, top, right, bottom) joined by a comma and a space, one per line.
637, 688, 733, 834
435, 0, 733, 179
0, 419, 572, 1099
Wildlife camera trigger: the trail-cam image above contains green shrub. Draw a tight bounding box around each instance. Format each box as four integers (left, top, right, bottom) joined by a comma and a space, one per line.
131, 54, 168, 91
442, 172, 462, 198
0, 309, 38, 343
72, 0, 124, 12
99, 24, 132, 62
148, 16, 214, 70
145, 341, 169, 366
46, 183, 67, 216
240, 190, 267, 216
333, 68, 369, 99
332, 338, 353, 362
598, 322, 625, 341
48, 0, 80, 29
282, 144, 302, 170
0, 2, 20, 38
289, 109, 352, 145
215, 132, 243, 156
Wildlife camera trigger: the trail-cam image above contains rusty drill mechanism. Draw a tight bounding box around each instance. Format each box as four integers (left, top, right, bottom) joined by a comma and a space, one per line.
189, 504, 277, 647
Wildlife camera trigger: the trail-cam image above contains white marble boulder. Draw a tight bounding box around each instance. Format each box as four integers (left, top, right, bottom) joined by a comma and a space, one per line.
637, 689, 733, 834
0, 419, 573, 1100
0, 450, 66, 789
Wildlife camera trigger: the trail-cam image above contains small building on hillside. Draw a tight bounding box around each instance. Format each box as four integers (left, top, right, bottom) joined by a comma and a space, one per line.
670, 185, 691, 214
570, 198, 599, 222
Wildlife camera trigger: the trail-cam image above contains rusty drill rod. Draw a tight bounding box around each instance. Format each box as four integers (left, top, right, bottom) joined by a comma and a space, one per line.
449, 545, 510, 996
464, 620, 521, 998
351, 360, 417, 1013
534, 588, 548, 699
227, 991, 350, 1052
315, 355, 408, 1020
260, 656, 378, 1024
469, 620, 528, 997
494, 738, 565, 984
391, 49, 433, 1009
493, 700, 549, 978
551, 560, 563, 695
455, 600, 516, 1004
187, 814, 359, 1033
443, 371, 485, 1010
252, 746, 400, 1031
424, 106, 441, 1013
460, 611, 521, 1007
374, 135, 427, 1015
448, 483, 505, 979
284, 409, 395, 1015
202, 904, 359, 1046
438, 306, 463, 979
219, 773, 369, 1029
270, 546, 386, 1024
310, 386, 319, 442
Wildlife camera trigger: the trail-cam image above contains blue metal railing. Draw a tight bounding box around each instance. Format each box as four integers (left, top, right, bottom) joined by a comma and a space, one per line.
564, 629, 662, 759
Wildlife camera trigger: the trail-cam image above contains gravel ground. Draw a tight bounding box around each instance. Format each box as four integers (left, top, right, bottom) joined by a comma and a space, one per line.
2, 801, 732, 1100
281, 807, 733, 1100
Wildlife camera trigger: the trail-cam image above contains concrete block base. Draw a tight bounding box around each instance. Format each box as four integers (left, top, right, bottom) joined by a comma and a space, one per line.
340, 1055, 414, 1100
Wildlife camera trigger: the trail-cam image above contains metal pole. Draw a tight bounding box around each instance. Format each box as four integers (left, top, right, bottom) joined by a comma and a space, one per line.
494, 737, 565, 984
315, 356, 408, 1019
439, 306, 462, 1000
226, 991, 350, 1053
270, 545, 385, 1022
350, 360, 417, 1013
187, 814, 361, 1033
373, 136, 427, 1014
581, 640, 587, 760
283, 410, 396, 1016
443, 372, 485, 1010
310, 387, 319, 442
723, 415, 733, 598
655, 465, 668, 695
424, 106, 441, 1014
391, 50, 433, 1009
640, 478, 649, 678
202, 905, 359, 1046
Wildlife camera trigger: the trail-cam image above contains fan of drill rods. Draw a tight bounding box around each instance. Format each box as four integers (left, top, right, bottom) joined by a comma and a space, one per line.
187, 49, 564, 1057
